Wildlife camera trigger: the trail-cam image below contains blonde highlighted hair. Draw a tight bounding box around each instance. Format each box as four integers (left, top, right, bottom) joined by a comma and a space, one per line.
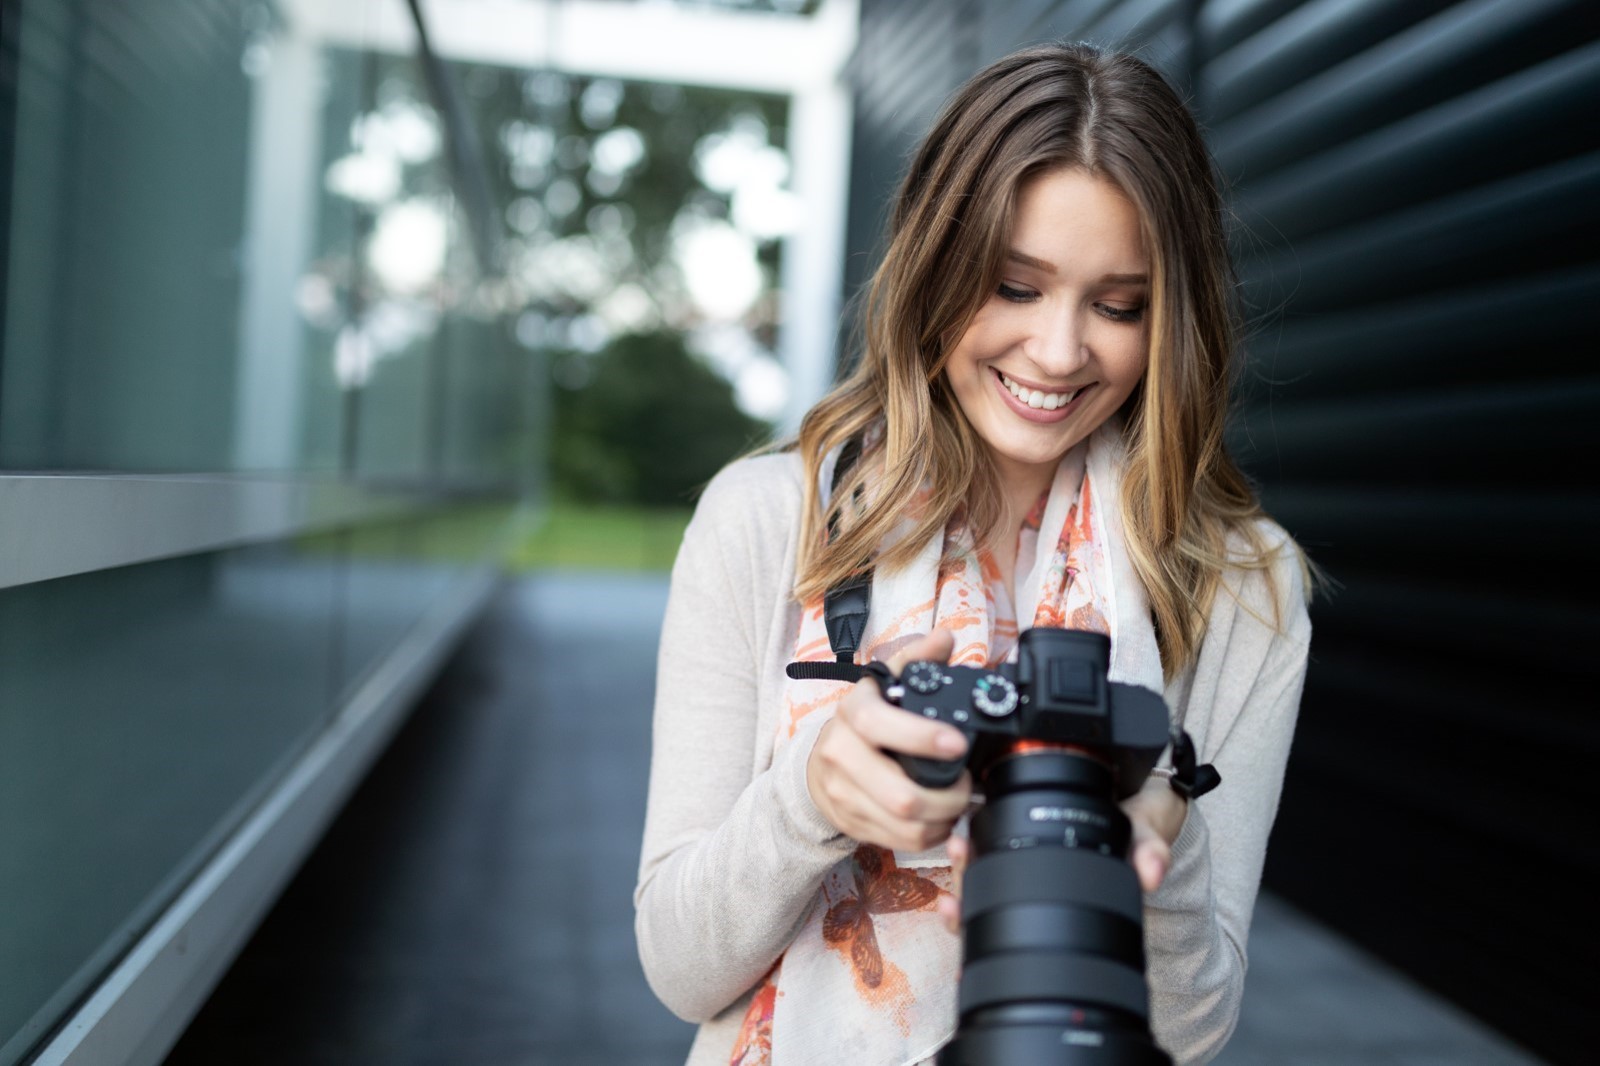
792, 43, 1300, 677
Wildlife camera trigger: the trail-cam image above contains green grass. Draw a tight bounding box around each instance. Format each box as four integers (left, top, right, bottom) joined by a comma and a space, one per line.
292, 500, 689, 573
292, 502, 522, 563
510, 501, 691, 572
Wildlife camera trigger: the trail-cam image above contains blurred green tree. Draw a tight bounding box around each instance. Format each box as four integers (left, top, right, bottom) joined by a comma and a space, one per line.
446, 62, 787, 508
551, 331, 768, 506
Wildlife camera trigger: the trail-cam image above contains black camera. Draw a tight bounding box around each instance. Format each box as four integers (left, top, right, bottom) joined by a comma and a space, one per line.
870, 627, 1176, 1065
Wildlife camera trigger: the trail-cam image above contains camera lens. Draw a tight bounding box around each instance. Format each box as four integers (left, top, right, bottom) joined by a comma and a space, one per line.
971, 751, 1129, 856
940, 749, 1171, 1066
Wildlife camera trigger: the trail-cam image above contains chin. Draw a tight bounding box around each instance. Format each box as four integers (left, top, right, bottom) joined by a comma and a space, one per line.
990, 435, 1080, 474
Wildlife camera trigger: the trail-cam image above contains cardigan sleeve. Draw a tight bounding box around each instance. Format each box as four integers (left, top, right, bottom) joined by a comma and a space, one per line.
1144, 529, 1312, 1064
633, 459, 857, 1023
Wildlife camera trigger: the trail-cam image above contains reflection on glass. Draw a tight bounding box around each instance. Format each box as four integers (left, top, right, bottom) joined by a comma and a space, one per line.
0, 4, 530, 1064
0, 3, 256, 471
0, 7, 529, 484
0, 544, 339, 1065
336, 505, 514, 700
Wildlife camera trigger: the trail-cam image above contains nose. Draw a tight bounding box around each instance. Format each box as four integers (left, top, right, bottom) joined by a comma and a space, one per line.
1025, 305, 1089, 378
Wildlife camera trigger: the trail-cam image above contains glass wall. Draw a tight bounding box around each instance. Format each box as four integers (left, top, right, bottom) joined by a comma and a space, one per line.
0, 545, 340, 1060
0, 2, 536, 1062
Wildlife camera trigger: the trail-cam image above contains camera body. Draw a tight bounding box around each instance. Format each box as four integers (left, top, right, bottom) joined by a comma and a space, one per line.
873, 626, 1177, 1065
881, 627, 1169, 796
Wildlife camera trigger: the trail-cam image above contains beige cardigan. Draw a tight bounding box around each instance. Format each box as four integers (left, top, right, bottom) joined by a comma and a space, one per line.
634, 453, 1310, 1065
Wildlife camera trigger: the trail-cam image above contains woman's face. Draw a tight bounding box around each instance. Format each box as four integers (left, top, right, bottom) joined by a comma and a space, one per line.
944, 167, 1150, 496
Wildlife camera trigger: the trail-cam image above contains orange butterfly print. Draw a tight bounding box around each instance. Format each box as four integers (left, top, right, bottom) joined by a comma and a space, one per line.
727, 970, 778, 1065
822, 844, 941, 988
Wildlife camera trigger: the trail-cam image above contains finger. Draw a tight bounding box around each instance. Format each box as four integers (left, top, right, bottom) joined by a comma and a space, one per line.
818, 729, 970, 841
840, 687, 968, 761
844, 697, 966, 765
946, 832, 970, 879
939, 820, 971, 935
1122, 781, 1188, 850
848, 628, 966, 761
850, 745, 971, 825
1129, 831, 1171, 892
937, 891, 961, 935
885, 627, 956, 673
829, 706, 968, 808
842, 794, 959, 853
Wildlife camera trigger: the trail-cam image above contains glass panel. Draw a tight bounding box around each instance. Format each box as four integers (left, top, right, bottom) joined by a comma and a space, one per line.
0, 1, 531, 1060
440, 312, 527, 487
340, 53, 463, 484
336, 503, 517, 702
0, 4, 476, 478
352, 330, 434, 480
0, 2, 536, 484
1, 2, 257, 471
0, 542, 339, 1065
339, 517, 448, 699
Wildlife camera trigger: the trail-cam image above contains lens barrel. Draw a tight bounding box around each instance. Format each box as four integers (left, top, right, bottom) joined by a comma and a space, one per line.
942, 750, 1172, 1065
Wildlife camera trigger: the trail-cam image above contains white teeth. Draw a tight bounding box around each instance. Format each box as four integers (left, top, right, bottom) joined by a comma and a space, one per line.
999, 371, 1079, 410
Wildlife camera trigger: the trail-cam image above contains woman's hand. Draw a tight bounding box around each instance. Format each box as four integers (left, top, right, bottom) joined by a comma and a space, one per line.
1121, 774, 1188, 892
935, 771, 1188, 935
806, 629, 973, 853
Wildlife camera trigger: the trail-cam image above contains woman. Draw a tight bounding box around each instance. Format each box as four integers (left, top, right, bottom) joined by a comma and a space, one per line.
635, 42, 1310, 1066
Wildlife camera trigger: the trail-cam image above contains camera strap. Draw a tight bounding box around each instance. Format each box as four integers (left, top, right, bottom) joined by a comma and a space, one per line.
786, 434, 872, 684
1167, 727, 1222, 799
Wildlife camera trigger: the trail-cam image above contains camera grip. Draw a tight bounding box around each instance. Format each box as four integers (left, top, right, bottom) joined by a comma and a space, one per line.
893, 751, 966, 789
866, 661, 971, 789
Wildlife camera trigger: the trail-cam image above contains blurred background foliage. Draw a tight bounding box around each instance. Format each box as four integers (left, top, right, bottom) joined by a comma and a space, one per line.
551, 331, 768, 506
449, 63, 787, 557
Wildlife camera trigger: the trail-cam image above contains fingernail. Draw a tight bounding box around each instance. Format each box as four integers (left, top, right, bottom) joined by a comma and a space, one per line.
936, 730, 966, 755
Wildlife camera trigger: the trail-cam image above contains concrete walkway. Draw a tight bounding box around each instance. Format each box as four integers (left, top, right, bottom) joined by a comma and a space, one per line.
165, 573, 1545, 1065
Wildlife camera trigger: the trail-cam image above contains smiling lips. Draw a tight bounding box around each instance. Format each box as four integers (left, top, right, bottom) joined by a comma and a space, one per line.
994, 368, 1091, 422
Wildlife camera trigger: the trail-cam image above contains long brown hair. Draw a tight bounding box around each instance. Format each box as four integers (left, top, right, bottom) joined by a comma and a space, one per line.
793, 42, 1299, 676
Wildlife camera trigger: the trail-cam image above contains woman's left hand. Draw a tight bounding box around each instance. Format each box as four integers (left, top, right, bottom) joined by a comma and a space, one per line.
935, 777, 1188, 934
1120, 776, 1188, 892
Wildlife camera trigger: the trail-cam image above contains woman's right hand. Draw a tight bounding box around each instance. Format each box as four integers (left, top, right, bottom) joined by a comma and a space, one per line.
805, 628, 973, 853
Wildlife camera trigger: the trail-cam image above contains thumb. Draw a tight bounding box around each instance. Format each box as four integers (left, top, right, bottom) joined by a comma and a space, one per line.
885, 628, 956, 674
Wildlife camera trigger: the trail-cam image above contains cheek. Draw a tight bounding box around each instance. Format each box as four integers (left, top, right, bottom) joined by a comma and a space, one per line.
955, 306, 1016, 358
1106, 336, 1150, 388
948, 327, 1000, 386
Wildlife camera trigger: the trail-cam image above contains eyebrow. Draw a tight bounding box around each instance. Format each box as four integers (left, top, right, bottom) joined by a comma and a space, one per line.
1006, 249, 1148, 285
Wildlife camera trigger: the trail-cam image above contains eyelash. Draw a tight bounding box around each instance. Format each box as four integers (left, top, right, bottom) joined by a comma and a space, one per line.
995, 283, 1145, 323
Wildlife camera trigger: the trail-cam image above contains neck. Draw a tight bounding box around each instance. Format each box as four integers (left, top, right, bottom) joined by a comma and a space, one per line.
987, 454, 1056, 543
971, 455, 1051, 606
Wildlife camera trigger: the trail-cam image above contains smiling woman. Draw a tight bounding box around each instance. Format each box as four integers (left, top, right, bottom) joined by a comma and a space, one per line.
636, 42, 1312, 1066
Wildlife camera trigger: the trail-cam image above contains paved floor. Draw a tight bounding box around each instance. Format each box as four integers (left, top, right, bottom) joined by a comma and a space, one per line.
166, 573, 1546, 1066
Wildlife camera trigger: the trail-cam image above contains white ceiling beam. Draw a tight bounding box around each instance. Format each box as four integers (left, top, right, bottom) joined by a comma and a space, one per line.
282, 0, 858, 94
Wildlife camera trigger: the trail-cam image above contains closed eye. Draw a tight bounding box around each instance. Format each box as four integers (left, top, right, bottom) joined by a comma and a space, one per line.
997, 283, 1038, 303
1095, 302, 1144, 323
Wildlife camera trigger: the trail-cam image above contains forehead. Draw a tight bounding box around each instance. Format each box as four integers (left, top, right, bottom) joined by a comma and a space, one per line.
1008, 168, 1147, 271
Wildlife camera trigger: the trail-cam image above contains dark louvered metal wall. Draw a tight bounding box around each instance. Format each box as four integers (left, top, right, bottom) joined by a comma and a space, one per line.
845, 3, 1599, 1063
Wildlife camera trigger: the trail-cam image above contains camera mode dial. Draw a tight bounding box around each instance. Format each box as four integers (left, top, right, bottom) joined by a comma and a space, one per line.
972, 674, 1018, 717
